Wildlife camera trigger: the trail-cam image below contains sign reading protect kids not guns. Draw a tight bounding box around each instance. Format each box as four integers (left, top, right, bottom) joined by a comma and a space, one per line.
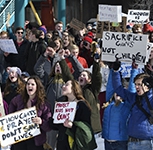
0, 107, 40, 147
102, 31, 148, 64
53, 102, 77, 124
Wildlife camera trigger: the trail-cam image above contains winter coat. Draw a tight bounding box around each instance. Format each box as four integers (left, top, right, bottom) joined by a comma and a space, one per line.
102, 69, 138, 141
112, 69, 153, 140
9, 94, 51, 146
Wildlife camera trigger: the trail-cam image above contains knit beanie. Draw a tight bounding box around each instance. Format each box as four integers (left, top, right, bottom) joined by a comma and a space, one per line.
9, 67, 22, 76
83, 36, 93, 43
39, 25, 47, 34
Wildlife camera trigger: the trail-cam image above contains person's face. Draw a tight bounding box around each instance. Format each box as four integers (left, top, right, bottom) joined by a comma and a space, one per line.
55, 63, 62, 74
26, 79, 37, 97
8, 71, 18, 82
149, 49, 153, 59
15, 30, 24, 40
62, 80, 73, 96
55, 23, 63, 32
54, 39, 61, 50
71, 48, 79, 57
135, 78, 148, 95
78, 71, 91, 86
0, 34, 8, 39
62, 32, 69, 40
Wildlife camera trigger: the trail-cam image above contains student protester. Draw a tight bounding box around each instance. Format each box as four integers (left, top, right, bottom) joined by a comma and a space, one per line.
49, 79, 97, 150
3, 67, 25, 105
112, 61, 153, 150
102, 61, 138, 150
9, 76, 51, 150
25, 28, 47, 75
65, 44, 88, 74
0, 31, 10, 87
4, 27, 29, 72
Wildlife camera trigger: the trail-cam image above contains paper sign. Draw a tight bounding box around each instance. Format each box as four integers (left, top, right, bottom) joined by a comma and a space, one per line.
127, 9, 150, 24
98, 5, 122, 22
145, 43, 153, 64
53, 102, 77, 124
0, 107, 40, 147
102, 31, 148, 64
0, 88, 5, 117
0, 39, 18, 54
119, 62, 144, 78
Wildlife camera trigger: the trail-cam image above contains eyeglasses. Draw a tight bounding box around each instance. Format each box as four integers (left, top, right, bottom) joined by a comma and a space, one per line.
17, 32, 23, 34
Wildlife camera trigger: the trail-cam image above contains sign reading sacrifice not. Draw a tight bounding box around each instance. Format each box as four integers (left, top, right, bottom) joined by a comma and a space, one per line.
53, 101, 77, 124
127, 9, 150, 24
0, 107, 40, 147
102, 31, 148, 64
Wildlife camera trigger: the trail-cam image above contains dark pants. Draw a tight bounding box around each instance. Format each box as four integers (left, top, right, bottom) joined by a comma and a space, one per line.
104, 140, 128, 150
11, 138, 44, 150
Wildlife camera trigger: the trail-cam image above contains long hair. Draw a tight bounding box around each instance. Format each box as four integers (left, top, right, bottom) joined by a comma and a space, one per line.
4, 76, 25, 97
71, 79, 91, 110
22, 76, 46, 110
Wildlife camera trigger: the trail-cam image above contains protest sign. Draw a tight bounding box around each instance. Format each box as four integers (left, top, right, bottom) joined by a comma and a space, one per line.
0, 88, 5, 117
0, 39, 18, 54
127, 9, 150, 24
145, 43, 153, 64
0, 107, 40, 147
119, 62, 144, 78
102, 31, 148, 64
53, 101, 77, 124
98, 5, 122, 22
69, 18, 85, 31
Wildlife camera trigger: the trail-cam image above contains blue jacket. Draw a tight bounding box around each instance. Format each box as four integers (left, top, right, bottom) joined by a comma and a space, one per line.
112, 70, 153, 140
102, 69, 138, 141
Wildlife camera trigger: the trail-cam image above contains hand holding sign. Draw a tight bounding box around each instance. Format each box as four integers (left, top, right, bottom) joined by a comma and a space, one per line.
53, 101, 77, 124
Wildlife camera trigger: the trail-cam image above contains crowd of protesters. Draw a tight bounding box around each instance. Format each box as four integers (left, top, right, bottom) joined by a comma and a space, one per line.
0, 16, 153, 150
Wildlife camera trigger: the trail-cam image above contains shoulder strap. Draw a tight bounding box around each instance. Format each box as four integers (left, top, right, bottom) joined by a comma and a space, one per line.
135, 94, 153, 124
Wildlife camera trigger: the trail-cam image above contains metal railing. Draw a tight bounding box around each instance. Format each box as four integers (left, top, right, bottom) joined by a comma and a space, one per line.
0, 0, 15, 31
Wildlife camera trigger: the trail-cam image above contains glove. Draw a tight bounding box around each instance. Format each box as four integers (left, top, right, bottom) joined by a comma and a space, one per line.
113, 61, 121, 71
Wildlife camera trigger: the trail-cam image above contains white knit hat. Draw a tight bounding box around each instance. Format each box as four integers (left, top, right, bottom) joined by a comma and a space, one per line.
9, 67, 22, 76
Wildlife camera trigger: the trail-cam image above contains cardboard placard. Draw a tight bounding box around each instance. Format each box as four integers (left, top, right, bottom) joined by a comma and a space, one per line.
53, 101, 77, 124
0, 107, 40, 147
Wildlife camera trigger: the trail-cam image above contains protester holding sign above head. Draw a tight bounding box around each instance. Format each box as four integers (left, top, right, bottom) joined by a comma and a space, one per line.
9, 75, 51, 150
4, 27, 30, 72
112, 61, 153, 150
3, 67, 25, 105
49, 79, 97, 150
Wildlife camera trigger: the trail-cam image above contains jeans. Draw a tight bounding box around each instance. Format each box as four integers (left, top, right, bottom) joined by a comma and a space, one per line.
104, 140, 128, 150
128, 140, 153, 150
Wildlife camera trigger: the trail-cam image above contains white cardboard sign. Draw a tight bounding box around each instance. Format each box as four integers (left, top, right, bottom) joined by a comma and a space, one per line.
102, 31, 148, 64
0, 107, 40, 147
127, 9, 150, 24
98, 5, 122, 22
53, 101, 77, 124
0, 39, 18, 54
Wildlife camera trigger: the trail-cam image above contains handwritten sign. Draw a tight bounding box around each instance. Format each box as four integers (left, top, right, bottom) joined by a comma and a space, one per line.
53, 102, 77, 124
120, 62, 144, 78
0, 39, 18, 54
69, 18, 85, 31
145, 43, 153, 64
127, 9, 150, 24
0, 107, 40, 147
102, 31, 148, 64
0, 88, 5, 117
98, 5, 122, 22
